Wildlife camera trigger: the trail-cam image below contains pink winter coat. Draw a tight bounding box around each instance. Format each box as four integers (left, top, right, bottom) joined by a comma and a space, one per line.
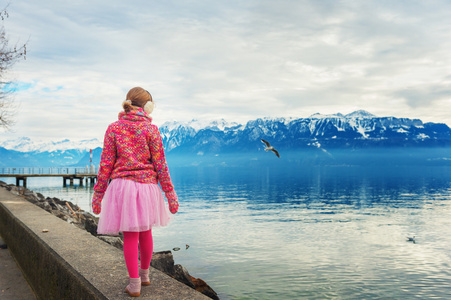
92, 108, 178, 214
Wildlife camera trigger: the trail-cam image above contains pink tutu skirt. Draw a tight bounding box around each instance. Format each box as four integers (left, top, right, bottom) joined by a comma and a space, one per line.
97, 178, 172, 235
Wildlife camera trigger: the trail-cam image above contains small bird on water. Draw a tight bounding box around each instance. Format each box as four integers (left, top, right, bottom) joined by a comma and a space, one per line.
261, 139, 280, 158
407, 236, 416, 244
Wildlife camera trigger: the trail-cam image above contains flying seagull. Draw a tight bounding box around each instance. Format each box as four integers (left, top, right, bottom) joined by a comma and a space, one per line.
261, 139, 280, 158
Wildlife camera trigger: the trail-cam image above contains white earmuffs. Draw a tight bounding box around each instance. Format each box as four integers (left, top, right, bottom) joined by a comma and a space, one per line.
144, 100, 154, 114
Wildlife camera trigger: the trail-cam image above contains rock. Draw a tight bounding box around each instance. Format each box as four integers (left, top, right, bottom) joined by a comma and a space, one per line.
23, 189, 34, 196
25, 197, 39, 204
151, 252, 219, 299
61, 215, 70, 222
50, 210, 67, 219
151, 251, 176, 277
83, 213, 99, 236
53, 197, 73, 209
24, 190, 39, 204
55, 203, 66, 212
36, 201, 52, 212
10, 190, 20, 196
191, 277, 220, 300
46, 198, 57, 210
97, 236, 123, 250
174, 264, 195, 289
9, 186, 26, 195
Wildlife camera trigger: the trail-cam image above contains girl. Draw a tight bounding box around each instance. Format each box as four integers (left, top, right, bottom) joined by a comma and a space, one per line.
92, 87, 179, 297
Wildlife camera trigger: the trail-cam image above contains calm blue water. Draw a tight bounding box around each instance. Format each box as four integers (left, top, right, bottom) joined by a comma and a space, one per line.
2, 165, 451, 299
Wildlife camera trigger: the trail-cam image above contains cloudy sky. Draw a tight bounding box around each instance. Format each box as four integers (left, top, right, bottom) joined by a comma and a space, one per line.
1, 0, 451, 141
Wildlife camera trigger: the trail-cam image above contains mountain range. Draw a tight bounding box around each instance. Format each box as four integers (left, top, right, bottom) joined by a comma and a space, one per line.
160, 110, 451, 154
0, 137, 102, 168
1, 110, 451, 167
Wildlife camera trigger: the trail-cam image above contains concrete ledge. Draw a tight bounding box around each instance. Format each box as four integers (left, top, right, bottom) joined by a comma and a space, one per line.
0, 188, 210, 300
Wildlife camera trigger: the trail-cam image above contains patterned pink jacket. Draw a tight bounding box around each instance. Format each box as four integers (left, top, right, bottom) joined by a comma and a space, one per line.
91, 108, 178, 214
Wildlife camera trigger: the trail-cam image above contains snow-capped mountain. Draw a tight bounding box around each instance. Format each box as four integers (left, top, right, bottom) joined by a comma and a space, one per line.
159, 110, 451, 154
159, 119, 243, 151
0, 137, 102, 153
0, 138, 102, 167
1, 110, 450, 167
161, 119, 243, 132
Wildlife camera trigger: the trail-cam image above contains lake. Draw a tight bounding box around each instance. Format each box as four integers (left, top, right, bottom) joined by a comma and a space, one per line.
2, 164, 451, 299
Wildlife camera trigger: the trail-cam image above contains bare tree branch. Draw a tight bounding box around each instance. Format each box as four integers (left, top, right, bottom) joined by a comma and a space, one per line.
0, 5, 27, 130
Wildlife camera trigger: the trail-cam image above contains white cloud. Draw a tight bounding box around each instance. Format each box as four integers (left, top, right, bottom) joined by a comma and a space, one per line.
1, 0, 451, 141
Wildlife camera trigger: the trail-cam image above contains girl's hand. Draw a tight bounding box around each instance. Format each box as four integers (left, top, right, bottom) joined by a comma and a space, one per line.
92, 192, 103, 215
165, 190, 179, 214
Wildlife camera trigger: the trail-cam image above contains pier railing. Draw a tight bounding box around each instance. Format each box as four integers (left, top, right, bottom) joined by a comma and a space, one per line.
0, 166, 98, 187
0, 166, 97, 175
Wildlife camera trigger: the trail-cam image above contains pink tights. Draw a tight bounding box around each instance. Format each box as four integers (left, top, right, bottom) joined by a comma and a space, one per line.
122, 229, 153, 278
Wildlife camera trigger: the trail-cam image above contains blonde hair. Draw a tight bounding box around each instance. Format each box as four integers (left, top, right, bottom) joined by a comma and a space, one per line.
123, 87, 152, 112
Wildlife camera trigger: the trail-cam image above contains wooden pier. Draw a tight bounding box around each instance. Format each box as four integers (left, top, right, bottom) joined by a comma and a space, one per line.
0, 167, 97, 188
